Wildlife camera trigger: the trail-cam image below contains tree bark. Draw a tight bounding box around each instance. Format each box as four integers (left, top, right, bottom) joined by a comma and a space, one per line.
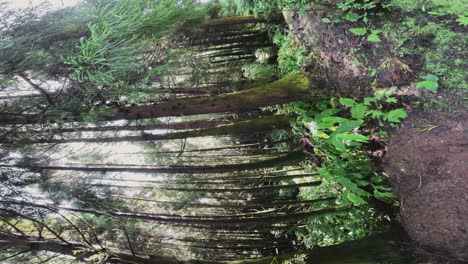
0, 74, 311, 124
0, 233, 183, 264
223, 228, 413, 264
107, 74, 311, 121
0, 151, 304, 174
66, 180, 322, 193
10, 115, 292, 144
1, 201, 348, 227
110, 196, 335, 209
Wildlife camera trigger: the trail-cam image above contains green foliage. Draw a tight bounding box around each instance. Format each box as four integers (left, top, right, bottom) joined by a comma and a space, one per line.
63, 0, 207, 85
272, 30, 307, 77
367, 29, 382, 42
456, 15, 468, 26
416, 74, 439, 92
338, 0, 382, 11
59, 0, 208, 122
298, 205, 389, 247
343, 12, 361, 22
295, 181, 390, 249
391, 0, 467, 17
216, 0, 311, 18
215, 0, 255, 16
349, 27, 367, 36
87, 0, 207, 39
266, 129, 296, 152
241, 62, 276, 84
62, 23, 147, 84
249, 0, 311, 15
382, 1, 467, 95
281, 254, 308, 264
284, 89, 406, 205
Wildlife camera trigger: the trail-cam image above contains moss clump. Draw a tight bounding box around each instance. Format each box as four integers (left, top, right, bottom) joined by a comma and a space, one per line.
380, 0, 467, 98
391, 0, 467, 16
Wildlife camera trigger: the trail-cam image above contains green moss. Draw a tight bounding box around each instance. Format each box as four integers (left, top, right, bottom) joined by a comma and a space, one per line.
381, 4, 467, 96
241, 73, 311, 101
179, 114, 293, 138
391, 0, 468, 16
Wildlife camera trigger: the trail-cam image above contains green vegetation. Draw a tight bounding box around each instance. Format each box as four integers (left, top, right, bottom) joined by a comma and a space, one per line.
1, 0, 464, 263
272, 30, 308, 77
216, 0, 311, 16
381, 0, 467, 102
284, 89, 406, 205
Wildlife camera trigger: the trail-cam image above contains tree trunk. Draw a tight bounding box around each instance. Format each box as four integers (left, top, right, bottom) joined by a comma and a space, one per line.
11, 115, 292, 144
2, 201, 348, 227
108, 74, 311, 121
68, 180, 321, 193
224, 228, 413, 264
0, 74, 311, 124
0, 233, 183, 264
28, 119, 238, 134
110, 196, 335, 209
0, 151, 304, 174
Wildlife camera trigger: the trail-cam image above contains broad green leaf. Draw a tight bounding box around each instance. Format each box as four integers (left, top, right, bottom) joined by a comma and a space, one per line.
374, 189, 396, 203
333, 120, 363, 135
367, 32, 381, 42
339, 98, 356, 107
367, 110, 384, 119
315, 108, 341, 120
321, 116, 350, 124
347, 192, 368, 204
349, 27, 367, 36
416, 80, 438, 91
317, 122, 335, 129
322, 18, 332, 23
331, 136, 346, 152
318, 167, 333, 181
337, 177, 371, 196
336, 133, 369, 142
350, 104, 368, 119
344, 12, 361, 22
363, 97, 377, 105
384, 108, 407, 122
375, 185, 392, 191
425, 74, 439, 81
456, 15, 468, 26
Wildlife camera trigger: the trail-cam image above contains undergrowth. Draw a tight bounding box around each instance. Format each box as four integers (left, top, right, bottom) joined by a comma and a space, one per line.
280, 88, 406, 205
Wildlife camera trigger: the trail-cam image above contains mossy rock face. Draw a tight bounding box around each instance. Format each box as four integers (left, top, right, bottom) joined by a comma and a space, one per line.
284, 0, 467, 106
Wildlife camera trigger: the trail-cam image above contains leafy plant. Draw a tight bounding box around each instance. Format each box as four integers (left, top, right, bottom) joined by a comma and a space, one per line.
283, 89, 406, 205
344, 12, 361, 22
338, 0, 392, 12
367, 29, 382, 42
272, 30, 307, 77
416, 74, 439, 92
248, 0, 311, 15
456, 15, 468, 26
349, 27, 367, 36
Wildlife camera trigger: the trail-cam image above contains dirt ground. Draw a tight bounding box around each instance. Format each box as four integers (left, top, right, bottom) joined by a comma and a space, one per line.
382, 109, 468, 263
283, 7, 415, 99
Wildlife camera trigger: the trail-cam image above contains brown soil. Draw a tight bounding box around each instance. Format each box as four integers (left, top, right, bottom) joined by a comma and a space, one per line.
283, 2, 415, 98
382, 109, 468, 263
